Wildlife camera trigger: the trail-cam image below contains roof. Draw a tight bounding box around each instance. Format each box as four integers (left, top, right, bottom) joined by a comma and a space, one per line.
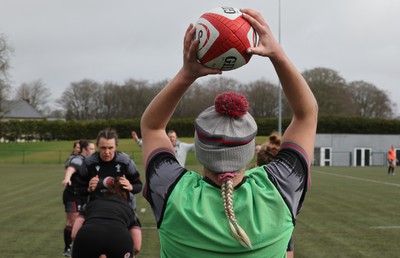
0, 100, 44, 119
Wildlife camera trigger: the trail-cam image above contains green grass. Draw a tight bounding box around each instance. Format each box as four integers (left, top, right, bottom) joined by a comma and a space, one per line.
295, 166, 400, 257
0, 138, 185, 165
1, 140, 400, 257
0, 164, 160, 258
0, 137, 269, 165
0, 140, 142, 165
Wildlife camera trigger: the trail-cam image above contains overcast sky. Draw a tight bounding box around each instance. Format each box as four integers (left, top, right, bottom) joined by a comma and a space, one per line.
1, 0, 400, 113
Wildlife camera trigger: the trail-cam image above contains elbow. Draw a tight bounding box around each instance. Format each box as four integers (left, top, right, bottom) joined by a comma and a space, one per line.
296, 98, 318, 127
309, 99, 319, 126
312, 99, 319, 120
299, 98, 318, 121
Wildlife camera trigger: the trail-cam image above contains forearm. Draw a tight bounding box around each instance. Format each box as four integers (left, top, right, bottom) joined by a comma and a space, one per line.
131, 180, 143, 194
126, 168, 143, 194
270, 48, 318, 163
271, 50, 317, 119
140, 24, 221, 165
64, 167, 76, 180
62, 167, 76, 186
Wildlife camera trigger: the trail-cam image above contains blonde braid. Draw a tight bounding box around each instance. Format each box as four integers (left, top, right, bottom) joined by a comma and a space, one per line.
221, 180, 252, 248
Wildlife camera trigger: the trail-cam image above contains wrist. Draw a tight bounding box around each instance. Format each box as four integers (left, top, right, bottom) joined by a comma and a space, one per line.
177, 68, 198, 85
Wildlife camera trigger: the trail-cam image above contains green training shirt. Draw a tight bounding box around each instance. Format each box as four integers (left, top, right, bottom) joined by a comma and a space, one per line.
158, 167, 293, 258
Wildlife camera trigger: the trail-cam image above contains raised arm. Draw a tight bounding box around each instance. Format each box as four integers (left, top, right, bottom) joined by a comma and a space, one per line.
140, 24, 221, 165
131, 131, 143, 147
242, 9, 318, 164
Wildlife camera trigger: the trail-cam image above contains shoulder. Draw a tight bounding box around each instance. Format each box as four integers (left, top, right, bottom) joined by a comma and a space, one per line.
145, 149, 184, 183
70, 155, 84, 166
84, 152, 100, 163
64, 154, 76, 167
147, 148, 177, 168
65, 154, 75, 162
115, 151, 133, 163
279, 142, 309, 164
83, 153, 103, 171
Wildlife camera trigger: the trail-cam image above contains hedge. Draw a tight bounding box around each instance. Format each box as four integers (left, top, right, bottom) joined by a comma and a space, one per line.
1, 116, 399, 142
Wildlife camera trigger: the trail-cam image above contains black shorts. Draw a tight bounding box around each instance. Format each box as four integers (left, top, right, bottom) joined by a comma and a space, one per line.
72, 224, 133, 258
62, 189, 88, 213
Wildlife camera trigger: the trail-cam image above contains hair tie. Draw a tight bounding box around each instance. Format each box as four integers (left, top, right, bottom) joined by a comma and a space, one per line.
218, 172, 238, 182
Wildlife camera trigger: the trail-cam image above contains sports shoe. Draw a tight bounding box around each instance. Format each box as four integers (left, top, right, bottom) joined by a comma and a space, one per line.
63, 248, 71, 257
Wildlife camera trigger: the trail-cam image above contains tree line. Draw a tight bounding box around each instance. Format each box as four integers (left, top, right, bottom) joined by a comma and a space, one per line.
0, 34, 395, 120
56, 70, 395, 120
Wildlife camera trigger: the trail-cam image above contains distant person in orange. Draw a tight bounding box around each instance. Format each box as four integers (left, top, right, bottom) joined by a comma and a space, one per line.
387, 145, 397, 175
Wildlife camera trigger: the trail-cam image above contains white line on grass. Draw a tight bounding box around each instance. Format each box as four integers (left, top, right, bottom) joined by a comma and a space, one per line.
313, 169, 400, 187
369, 226, 400, 229
314, 169, 400, 230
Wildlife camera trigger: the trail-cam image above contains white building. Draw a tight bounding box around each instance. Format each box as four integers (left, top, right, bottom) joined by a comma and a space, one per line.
314, 134, 400, 167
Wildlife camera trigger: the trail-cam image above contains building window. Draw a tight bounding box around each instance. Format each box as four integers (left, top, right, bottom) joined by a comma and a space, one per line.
354, 148, 371, 167
313, 147, 332, 166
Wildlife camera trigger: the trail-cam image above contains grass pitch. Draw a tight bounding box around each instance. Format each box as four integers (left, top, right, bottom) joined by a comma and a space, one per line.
295, 166, 400, 257
1, 139, 400, 257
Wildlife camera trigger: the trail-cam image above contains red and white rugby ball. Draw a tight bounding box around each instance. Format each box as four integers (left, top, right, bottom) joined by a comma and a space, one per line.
194, 7, 258, 71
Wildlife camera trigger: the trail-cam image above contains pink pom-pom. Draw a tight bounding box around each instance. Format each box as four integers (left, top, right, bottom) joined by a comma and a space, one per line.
214, 92, 249, 118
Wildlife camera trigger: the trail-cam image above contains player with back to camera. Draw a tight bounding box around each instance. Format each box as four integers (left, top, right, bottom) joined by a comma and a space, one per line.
71, 176, 138, 258
61, 139, 95, 257
140, 8, 318, 257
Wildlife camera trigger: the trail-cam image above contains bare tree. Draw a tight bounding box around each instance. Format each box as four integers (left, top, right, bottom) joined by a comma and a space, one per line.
53, 67, 395, 120
245, 79, 279, 118
302, 67, 353, 116
348, 80, 394, 118
14, 79, 51, 114
96, 81, 121, 120
118, 79, 157, 119
97, 79, 155, 119
175, 76, 243, 118
175, 81, 209, 118
58, 79, 101, 120
58, 78, 163, 120
0, 34, 13, 114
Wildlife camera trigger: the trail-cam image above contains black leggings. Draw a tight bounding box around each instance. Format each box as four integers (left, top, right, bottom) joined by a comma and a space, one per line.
72, 224, 133, 258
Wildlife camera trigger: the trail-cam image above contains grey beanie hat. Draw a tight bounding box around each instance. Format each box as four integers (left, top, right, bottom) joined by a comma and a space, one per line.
195, 92, 258, 173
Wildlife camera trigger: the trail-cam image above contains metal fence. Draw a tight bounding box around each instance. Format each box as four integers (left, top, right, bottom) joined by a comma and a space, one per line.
313, 151, 388, 167
0, 149, 389, 167
0, 150, 140, 165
